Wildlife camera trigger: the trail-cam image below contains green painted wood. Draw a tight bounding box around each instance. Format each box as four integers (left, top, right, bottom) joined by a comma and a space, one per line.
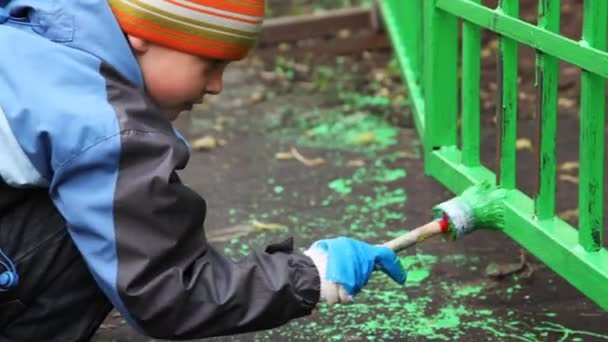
402, 0, 423, 83
378, 0, 425, 140
428, 149, 608, 311
423, 0, 458, 175
535, 0, 560, 220
579, 0, 607, 251
461, 0, 481, 167
497, 0, 519, 189
436, 0, 608, 79
381, 0, 608, 310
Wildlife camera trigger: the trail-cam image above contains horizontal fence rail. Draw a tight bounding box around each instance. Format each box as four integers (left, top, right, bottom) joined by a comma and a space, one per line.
380, 0, 608, 310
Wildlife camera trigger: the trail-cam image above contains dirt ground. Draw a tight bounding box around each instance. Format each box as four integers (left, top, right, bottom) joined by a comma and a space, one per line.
94, 60, 607, 342
93, 1, 608, 341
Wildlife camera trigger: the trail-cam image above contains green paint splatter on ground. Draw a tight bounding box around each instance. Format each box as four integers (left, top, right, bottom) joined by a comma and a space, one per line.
376, 168, 406, 182
328, 167, 406, 196
405, 269, 430, 285
533, 322, 608, 341
304, 113, 398, 150
328, 178, 352, 195
266, 110, 399, 154
273, 185, 284, 194
453, 284, 485, 298
401, 254, 435, 287
213, 103, 608, 341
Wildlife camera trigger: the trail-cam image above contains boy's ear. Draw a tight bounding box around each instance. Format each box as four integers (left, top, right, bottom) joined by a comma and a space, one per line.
126, 35, 149, 54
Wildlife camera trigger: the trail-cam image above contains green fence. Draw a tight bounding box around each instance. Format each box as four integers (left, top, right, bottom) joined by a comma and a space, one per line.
379, 0, 608, 310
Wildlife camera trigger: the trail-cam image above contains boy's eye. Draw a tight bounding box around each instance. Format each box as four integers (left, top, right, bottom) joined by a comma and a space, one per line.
203, 58, 229, 74
208, 59, 222, 69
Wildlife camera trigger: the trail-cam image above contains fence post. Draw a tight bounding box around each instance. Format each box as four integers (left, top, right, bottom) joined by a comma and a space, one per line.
579, 0, 607, 251
496, 0, 519, 189
462, 0, 482, 167
535, 0, 560, 220
423, 0, 458, 173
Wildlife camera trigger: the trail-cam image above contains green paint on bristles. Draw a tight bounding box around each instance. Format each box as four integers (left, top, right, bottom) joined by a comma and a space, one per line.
433, 181, 507, 240
459, 181, 507, 227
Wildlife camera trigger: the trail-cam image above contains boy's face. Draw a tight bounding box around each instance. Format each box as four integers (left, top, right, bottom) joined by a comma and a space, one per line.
128, 35, 228, 121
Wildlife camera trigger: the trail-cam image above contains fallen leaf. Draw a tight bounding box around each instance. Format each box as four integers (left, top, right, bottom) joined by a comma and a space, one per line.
480, 42, 493, 57
485, 249, 529, 279
353, 131, 376, 145
290, 147, 325, 166
516, 138, 534, 152
252, 220, 288, 232
398, 151, 418, 159
338, 29, 351, 39
259, 71, 278, 83
559, 174, 579, 184
347, 159, 366, 167
559, 161, 579, 172
558, 208, 579, 221
293, 63, 311, 75
481, 39, 498, 58
485, 262, 523, 278
249, 92, 266, 104
275, 151, 295, 160
192, 136, 219, 150
207, 223, 254, 242
558, 97, 576, 108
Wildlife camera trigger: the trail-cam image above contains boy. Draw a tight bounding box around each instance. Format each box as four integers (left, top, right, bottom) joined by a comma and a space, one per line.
0, 0, 406, 340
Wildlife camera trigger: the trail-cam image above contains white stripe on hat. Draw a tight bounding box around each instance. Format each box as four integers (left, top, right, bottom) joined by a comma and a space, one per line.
172, 0, 263, 23
135, 0, 260, 33
124, 0, 254, 39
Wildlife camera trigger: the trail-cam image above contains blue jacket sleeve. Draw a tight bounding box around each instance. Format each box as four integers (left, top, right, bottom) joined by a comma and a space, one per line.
48, 65, 320, 339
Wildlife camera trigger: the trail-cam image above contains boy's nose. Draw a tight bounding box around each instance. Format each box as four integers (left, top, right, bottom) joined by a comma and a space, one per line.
205, 74, 224, 95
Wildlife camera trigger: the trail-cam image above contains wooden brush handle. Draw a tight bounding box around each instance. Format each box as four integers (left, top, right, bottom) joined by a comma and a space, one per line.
383, 220, 443, 253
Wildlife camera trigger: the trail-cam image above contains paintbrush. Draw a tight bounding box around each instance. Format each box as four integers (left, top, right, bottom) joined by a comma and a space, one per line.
383, 181, 507, 253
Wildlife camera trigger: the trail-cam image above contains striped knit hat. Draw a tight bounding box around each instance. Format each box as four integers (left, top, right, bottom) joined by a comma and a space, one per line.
108, 0, 266, 61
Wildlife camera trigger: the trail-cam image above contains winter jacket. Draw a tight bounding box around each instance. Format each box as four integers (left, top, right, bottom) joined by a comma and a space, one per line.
0, 0, 320, 338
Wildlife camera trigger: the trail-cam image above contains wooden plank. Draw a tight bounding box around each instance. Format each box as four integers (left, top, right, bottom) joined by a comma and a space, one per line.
259, 7, 374, 45
256, 30, 389, 59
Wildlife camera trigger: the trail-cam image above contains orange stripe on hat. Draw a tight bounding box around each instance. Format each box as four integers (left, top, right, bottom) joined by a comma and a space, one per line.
112, 7, 242, 50
108, 0, 266, 60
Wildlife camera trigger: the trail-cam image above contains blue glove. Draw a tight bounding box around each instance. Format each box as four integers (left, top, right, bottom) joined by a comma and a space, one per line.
305, 237, 406, 303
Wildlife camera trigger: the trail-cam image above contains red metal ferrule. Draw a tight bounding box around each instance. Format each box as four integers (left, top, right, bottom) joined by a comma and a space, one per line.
438, 215, 450, 233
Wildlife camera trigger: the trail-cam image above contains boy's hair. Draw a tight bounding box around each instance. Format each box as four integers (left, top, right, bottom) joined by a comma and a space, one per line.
108, 0, 266, 61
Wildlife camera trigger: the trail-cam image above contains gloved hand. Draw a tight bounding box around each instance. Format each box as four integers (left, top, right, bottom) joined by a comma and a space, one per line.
304, 237, 406, 305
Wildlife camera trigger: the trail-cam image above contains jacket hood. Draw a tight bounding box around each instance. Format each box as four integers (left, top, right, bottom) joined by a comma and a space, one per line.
1, 0, 143, 87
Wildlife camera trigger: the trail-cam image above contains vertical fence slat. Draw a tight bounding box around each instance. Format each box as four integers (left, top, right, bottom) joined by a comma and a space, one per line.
423, 0, 458, 171
579, 0, 607, 251
379, 0, 427, 138
535, 0, 560, 220
496, 0, 519, 189
462, 0, 481, 167
399, 0, 423, 83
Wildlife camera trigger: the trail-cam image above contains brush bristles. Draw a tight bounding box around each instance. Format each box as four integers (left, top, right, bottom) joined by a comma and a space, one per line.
433, 181, 506, 239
